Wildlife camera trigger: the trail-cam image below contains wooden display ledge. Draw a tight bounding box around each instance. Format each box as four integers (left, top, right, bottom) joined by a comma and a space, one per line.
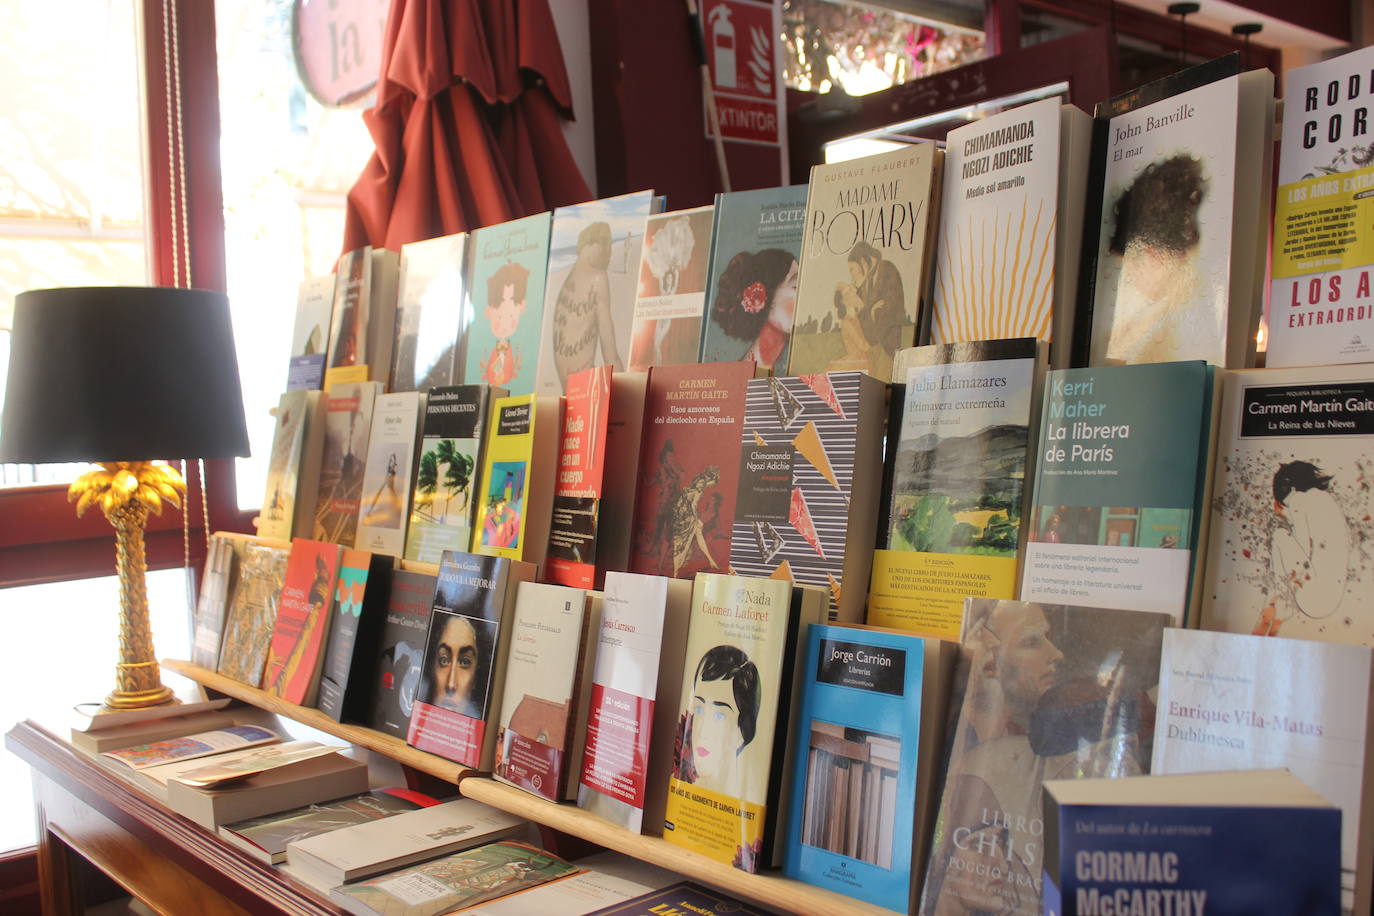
163, 659, 896, 916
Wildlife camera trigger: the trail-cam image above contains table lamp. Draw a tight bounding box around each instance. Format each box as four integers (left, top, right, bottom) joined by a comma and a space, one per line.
0, 287, 250, 709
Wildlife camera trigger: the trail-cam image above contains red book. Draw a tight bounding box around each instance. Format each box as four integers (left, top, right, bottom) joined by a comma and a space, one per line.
261, 538, 343, 706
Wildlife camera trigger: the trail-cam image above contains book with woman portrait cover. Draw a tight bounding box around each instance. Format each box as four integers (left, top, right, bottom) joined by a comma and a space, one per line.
406, 551, 536, 769
462, 212, 553, 395
628, 205, 717, 371
661, 574, 826, 872
787, 143, 942, 382
919, 599, 1168, 915
261, 539, 343, 706
698, 185, 807, 373
355, 391, 425, 557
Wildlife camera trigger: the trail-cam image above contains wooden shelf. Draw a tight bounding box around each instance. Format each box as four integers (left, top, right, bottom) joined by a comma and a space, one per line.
163, 659, 898, 916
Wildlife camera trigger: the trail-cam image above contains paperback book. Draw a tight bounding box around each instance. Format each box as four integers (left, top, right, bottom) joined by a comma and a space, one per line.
257, 388, 324, 541
463, 211, 554, 395
217, 541, 291, 686
261, 538, 342, 705
191, 533, 244, 670
470, 393, 561, 570
316, 549, 391, 722
326, 247, 373, 372
288, 275, 334, 390
627, 205, 716, 371
220, 787, 440, 865
546, 365, 611, 588
585, 881, 775, 916
392, 232, 467, 392
367, 568, 437, 738
102, 724, 279, 770
311, 381, 383, 547
355, 390, 424, 557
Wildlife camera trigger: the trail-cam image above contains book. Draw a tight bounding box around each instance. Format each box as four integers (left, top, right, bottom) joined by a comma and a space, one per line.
355, 390, 425, 557
868, 339, 1046, 638
256, 388, 325, 541
164, 749, 367, 829
327, 247, 373, 372
788, 142, 941, 381
1083, 60, 1274, 367
1266, 46, 1374, 367
70, 709, 235, 755
628, 361, 757, 580
577, 572, 693, 834
493, 582, 599, 801
662, 574, 827, 872
469, 393, 561, 570
71, 692, 231, 734
101, 724, 279, 770
627, 205, 716, 371
459, 850, 677, 916
288, 275, 335, 390
534, 189, 659, 397
699, 184, 807, 372
727, 370, 885, 622
463, 211, 554, 395
217, 540, 292, 685
191, 533, 245, 670
170, 740, 347, 788
1020, 361, 1219, 625
1043, 770, 1342, 916
919, 599, 1169, 915
403, 384, 503, 565
287, 798, 527, 886
312, 380, 383, 546
261, 538, 342, 705
784, 624, 954, 912
584, 881, 775, 916
220, 787, 441, 865
1200, 364, 1374, 645
315, 549, 391, 721
367, 568, 437, 738
368, 248, 403, 385
406, 551, 536, 769
327, 841, 577, 916
1152, 628, 1374, 914
392, 232, 468, 392
929, 99, 1091, 368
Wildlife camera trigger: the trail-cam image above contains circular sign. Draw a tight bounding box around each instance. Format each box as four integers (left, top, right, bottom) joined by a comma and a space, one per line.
292, 0, 387, 108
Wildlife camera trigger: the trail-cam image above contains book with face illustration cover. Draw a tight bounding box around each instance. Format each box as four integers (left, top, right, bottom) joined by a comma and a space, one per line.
463, 212, 553, 396
627, 205, 716, 371
312, 381, 383, 547
392, 232, 468, 392
355, 391, 424, 557
217, 541, 292, 686
261, 539, 343, 706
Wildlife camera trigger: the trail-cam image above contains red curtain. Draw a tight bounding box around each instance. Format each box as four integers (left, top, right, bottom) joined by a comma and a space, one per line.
342, 0, 592, 253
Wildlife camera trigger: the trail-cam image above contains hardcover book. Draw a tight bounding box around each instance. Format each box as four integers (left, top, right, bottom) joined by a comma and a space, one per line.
288, 275, 334, 390
727, 370, 884, 622
191, 533, 244, 670
534, 189, 658, 397
355, 391, 424, 557
788, 143, 941, 381
311, 381, 383, 547
220, 787, 440, 864
261, 538, 343, 705
316, 549, 391, 722
217, 541, 292, 686
327, 247, 373, 372
463, 211, 554, 395
919, 599, 1169, 915
392, 232, 468, 392
1020, 361, 1219, 625
627, 205, 716, 371
585, 881, 775, 916
367, 569, 438, 738
257, 388, 325, 541
699, 185, 807, 372
469, 393, 561, 570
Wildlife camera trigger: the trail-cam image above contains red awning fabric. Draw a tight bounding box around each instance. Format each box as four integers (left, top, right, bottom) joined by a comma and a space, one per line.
342, 0, 592, 253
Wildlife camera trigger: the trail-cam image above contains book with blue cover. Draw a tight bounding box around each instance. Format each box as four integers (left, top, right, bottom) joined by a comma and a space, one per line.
463, 212, 554, 396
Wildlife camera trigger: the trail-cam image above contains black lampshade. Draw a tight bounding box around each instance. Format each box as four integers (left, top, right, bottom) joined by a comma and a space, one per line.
0, 287, 251, 463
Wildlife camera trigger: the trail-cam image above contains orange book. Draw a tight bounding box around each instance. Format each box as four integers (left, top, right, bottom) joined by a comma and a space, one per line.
261, 538, 343, 706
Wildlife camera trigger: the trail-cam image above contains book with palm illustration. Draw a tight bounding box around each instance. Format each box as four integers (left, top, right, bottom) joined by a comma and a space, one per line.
316, 548, 393, 722
404, 385, 504, 565
312, 380, 384, 547
261, 538, 343, 706
627, 205, 717, 371
355, 391, 425, 557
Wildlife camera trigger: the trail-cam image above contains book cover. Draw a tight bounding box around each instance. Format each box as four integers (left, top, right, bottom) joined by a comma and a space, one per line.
788, 143, 939, 381
585, 881, 775, 916
327, 247, 373, 370
546, 365, 611, 588
312, 381, 383, 546
627, 205, 716, 370
1152, 628, 1374, 913
459, 861, 668, 916
470, 393, 559, 568
257, 389, 323, 541
463, 211, 554, 395
919, 599, 1169, 915
727, 370, 884, 622
220, 788, 439, 864
535, 189, 657, 396
262, 538, 343, 705
355, 391, 424, 557
217, 541, 292, 686
367, 569, 437, 738
288, 275, 334, 390
629, 361, 755, 579
316, 549, 390, 722
170, 740, 343, 788
699, 185, 807, 372
70, 709, 235, 756
392, 232, 468, 392
103, 724, 279, 769
1021, 361, 1217, 625
191, 533, 243, 670
403, 384, 500, 565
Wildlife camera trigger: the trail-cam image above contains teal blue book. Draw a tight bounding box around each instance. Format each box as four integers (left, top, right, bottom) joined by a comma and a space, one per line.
1019, 361, 1218, 626
699, 185, 807, 373
462, 211, 553, 396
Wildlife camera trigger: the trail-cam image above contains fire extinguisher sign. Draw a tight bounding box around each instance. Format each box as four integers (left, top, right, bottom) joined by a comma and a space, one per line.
702, 0, 783, 146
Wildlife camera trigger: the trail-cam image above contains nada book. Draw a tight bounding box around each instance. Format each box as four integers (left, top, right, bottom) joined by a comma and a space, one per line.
1020, 361, 1220, 625
920, 599, 1169, 915
191, 533, 245, 670
469, 393, 561, 570
392, 232, 468, 392
315, 549, 392, 722
164, 747, 366, 830
102, 724, 279, 770
783, 624, 955, 912
355, 390, 425, 557
699, 184, 807, 372
583, 881, 774, 916
288, 275, 335, 390
1267, 45, 1374, 368
287, 798, 527, 886
404, 384, 504, 565
220, 787, 441, 865
463, 211, 554, 395
1081, 57, 1274, 368
327, 247, 373, 373
628, 361, 757, 580
70, 709, 234, 756
311, 380, 383, 547
327, 841, 576, 916
627, 204, 716, 371
788, 143, 941, 382
578, 572, 693, 834
662, 574, 827, 872
1201, 364, 1374, 646
1152, 628, 1374, 914
406, 551, 536, 769
534, 189, 659, 397
367, 568, 438, 738
261, 539, 342, 705
727, 370, 885, 623
256, 388, 325, 541
217, 540, 292, 686
1043, 770, 1342, 916
869, 339, 1046, 638
930, 99, 1091, 369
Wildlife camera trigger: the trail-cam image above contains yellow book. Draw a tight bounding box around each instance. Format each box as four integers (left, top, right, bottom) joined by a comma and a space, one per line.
470, 393, 561, 571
